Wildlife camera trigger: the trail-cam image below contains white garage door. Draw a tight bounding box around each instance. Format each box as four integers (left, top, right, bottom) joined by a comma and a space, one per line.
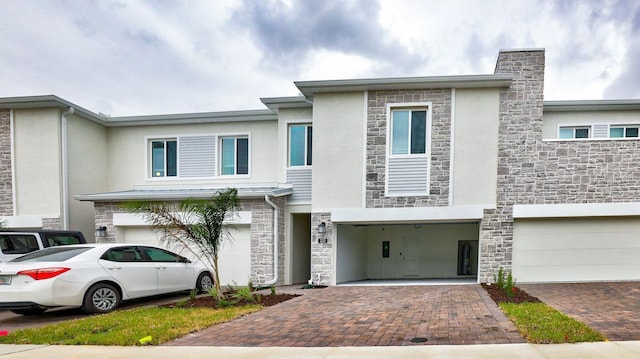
119, 225, 251, 286
513, 218, 640, 282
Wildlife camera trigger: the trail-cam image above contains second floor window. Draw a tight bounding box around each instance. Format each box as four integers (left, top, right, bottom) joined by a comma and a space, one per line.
559, 127, 589, 139
391, 109, 426, 155
221, 137, 249, 175
151, 139, 177, 177
289, 124, 312, 167
610, 125, 639, 138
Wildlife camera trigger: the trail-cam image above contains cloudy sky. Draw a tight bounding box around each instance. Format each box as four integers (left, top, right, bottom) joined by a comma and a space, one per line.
1, 0, 639, 116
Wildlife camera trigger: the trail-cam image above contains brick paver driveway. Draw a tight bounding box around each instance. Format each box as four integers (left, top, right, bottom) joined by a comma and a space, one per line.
521, 281, 640, 341
166, 285, 524, 347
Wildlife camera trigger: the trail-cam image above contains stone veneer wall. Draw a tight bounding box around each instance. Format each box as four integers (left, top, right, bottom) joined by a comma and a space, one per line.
42, 217, 62, 230
479, 50, 546, 282
310, 212, 332, 285
241, 197, 286, 286
0, 109, 12, 216
479, 49, 640, 282
366, 89, 451, 208
93, 197, 286, 286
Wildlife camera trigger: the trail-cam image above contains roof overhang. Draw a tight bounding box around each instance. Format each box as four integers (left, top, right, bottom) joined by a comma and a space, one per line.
107, 109, 277, 127
544, 100, 640, 112
0, 95, 107, 123
260, 96, 312, 113
295, 74, 513, 97
331, 206, 486, 225
75, 186, 292, 202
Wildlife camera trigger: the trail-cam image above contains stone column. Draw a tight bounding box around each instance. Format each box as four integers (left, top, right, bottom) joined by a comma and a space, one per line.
310, 212, 332, 286
479, 49, 545, 282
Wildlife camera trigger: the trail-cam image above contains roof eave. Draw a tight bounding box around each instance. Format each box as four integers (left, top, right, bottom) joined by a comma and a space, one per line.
294, 74, 513, 96
105, 109, 277, 127
544, 100, 640, 112
0, 95, 107, 123
260, 96, 312, 113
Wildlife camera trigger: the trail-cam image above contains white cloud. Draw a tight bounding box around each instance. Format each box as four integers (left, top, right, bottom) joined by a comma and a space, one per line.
0, 0, 637, 115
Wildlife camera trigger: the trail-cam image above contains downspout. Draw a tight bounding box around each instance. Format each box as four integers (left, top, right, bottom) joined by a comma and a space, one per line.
61, 107, 74, 229
262, 195, 279, 286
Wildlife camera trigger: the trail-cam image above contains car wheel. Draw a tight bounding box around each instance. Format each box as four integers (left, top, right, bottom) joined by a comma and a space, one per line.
81, 283, 121, 314
10, 308, 46, 315
196, 272, 213, 293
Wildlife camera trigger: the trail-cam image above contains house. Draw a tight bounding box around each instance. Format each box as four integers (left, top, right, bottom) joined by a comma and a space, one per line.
0, 48, 639, 286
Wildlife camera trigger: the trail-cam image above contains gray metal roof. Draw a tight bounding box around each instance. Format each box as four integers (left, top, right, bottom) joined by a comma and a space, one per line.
106, 109, 277, 127
544, 99, 640, 112
0, 95, 107, 123
75, 186, 292, 202
294, 74, 513, 96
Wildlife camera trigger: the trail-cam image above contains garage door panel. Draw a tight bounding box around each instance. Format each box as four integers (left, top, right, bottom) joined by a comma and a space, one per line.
513, 218, 640, 282
119, 225, 251, 286
514, 264, 640, 283
516, 248, 640, 266
514, 236, 640, 250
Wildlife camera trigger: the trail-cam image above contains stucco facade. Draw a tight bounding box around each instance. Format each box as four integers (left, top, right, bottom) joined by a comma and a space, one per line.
1, 48, 639, 286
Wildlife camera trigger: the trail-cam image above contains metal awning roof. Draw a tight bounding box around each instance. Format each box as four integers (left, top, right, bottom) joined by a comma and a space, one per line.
75, 186, 292, 202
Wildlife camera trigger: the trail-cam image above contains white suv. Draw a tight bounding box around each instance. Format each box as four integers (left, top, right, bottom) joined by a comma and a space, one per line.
0, 230, 87, 262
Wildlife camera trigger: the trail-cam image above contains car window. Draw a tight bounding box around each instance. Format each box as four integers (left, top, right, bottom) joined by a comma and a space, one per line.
10, 247, 91, 262
0, 235, 39, 255
101, 247, 144, 262
44, 234, 83, 247
139, 247, 187, 263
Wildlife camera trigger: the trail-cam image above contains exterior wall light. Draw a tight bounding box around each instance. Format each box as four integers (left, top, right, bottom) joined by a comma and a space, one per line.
318, 222, 327, 234
95, 226, 107, 238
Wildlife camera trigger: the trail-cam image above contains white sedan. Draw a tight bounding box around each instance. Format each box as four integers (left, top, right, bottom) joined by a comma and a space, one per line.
0, 244, 213, 315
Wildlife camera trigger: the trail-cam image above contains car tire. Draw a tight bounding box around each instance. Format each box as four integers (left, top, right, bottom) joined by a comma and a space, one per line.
10, 308, 47, 315
81, 283, 121, 314
196, 272, 213, 293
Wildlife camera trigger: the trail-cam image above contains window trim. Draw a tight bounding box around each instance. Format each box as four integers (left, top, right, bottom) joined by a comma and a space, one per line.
148, 137, 178, 179
554, 123, 640, 141
219, 133, 251, 177
384, 102, 432, 197
386, 103, 431, 159
287, 123, 313, 168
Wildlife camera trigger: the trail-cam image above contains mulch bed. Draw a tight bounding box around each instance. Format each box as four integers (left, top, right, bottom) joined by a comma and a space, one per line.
481, 283, 541, 304
161, 293, 299, 309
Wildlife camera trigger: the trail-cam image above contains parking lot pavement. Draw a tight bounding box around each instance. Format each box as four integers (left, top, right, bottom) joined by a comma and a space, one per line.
0, 292, 190, 332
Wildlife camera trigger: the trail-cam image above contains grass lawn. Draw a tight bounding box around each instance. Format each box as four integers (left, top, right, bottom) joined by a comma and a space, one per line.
0, 305, 261, 346
500, 302, 607, 344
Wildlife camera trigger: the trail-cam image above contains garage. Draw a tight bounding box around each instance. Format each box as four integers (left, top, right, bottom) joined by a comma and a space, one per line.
335, 222, 479, 284
512, 217, 640, 283
118, 225, 252, 286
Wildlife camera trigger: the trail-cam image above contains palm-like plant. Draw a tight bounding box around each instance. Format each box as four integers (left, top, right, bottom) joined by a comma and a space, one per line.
123, 188, 239, 298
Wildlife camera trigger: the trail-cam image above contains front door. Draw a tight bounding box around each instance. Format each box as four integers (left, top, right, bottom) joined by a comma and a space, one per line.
403, 237, 418, 276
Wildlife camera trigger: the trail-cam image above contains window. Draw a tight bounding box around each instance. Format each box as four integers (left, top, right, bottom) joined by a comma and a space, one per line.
391, 109, 427, 155
139, 246, 188, 263
289, 124, 312, 166
151, 139, 177, 177
101, 247, 144, 262
0, 235, 39, 255
559, 127, 590, 139
610, 125, 639, 138
220, 136, 249, 175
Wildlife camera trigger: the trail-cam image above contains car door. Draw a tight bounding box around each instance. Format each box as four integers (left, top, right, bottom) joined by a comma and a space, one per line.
99, 246, 158, 298
138, 246, 195, 294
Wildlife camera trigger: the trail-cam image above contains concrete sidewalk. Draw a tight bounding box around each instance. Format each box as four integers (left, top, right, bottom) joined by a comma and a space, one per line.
1, 342, 640, 358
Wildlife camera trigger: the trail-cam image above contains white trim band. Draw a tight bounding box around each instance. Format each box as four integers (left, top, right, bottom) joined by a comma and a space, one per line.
513, 202, 640, 219
331, 206, 486, 224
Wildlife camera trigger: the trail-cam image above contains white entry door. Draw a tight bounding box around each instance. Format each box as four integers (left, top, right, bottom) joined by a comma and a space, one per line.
403, 236, 418, 276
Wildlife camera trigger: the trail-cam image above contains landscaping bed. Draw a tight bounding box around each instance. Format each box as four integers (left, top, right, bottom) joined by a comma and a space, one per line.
481, 283, 541, 304
161, 292, 299, 309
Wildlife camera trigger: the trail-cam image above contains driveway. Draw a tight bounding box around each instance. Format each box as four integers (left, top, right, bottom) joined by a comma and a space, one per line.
521, 282, 640, 341
167, 285, 525, 346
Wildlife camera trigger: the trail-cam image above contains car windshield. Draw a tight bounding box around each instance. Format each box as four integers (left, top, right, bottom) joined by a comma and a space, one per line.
10, 247, 91, 262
